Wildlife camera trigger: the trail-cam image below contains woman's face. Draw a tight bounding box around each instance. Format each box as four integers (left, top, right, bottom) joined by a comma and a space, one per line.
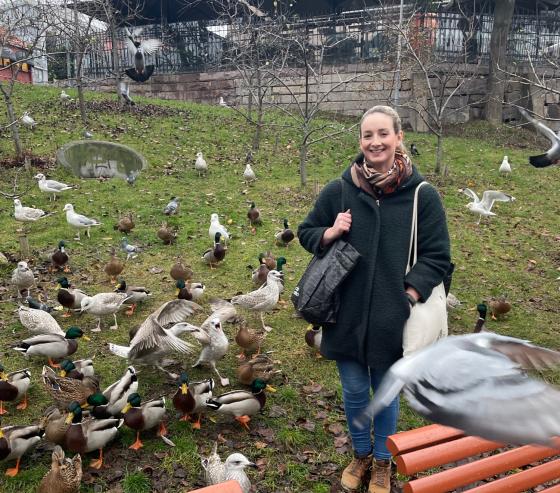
359, 112, 403, 170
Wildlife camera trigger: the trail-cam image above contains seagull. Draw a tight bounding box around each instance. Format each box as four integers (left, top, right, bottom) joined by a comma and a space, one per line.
243, 163, 256, 184
164, 197, 179, 215
11, 261, 35, 298
119, 82, 135, 106
80, 292, 131, 331
460, 188, 515, 224
13, 199, 52, 223
63, 204, 101, 240
208, 213, 229, 243
60, 90, 72, 102
124, 27, 162, 83
34, 173, 73, 201
356, 332, 560, 447
218, 96, 229, 108
195, 152, 208, 177
499, 156, 511, 175
120, 237, 140, 260
202, 448, 256, 493
446, 292, 462, 310
519, 107, 560, 167
21, 111, 36, 129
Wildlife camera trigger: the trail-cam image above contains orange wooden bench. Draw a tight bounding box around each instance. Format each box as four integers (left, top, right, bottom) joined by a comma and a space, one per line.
388, 424, 560, 493
187, 480, 243, 492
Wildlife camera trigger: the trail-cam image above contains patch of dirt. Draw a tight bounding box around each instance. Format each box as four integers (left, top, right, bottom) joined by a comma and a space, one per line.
0, 153, 53, 170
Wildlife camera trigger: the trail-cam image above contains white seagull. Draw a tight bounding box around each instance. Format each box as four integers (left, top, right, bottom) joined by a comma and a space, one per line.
460, 188, 515, 224
499, 155, 511, 175
519, 107, 560, 168
21, 111, 36, 129
63, 203, 101, 240
243, 163, 256, 184
208, 213, 229, 243
218, 96, 229, 108
195, 152, 208, 176
13, 199, 52, 223
357, 332, 560, 447
34, 173, 73, 201
60, 90, 72, 102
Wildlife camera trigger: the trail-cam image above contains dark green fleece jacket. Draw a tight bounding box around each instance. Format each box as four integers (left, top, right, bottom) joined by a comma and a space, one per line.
297, 164, 450, 370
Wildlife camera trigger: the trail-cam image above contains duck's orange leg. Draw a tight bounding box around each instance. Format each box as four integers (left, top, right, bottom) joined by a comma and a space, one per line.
16, 393, 28, 410
89, 449, 104, 469
125, 304, 136, 316
5, 458, 20, 477
0, 401, 7, 415
157, 421, 167, 437
235, 415, 251, 431
48, 358, 61, 368
129, 431, 143, 450
192, 414, 202, 430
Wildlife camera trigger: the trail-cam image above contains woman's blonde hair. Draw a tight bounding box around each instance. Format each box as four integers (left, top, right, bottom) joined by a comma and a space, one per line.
360, 105, 406, 154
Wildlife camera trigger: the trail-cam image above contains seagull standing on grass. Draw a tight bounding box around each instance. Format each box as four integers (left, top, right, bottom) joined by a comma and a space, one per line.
21, 111, 36, 129
195, 152, 208, 176
356, 332, 560, 446
60, 90, 72, 102
208, 213, 229, 244
519, 108, 560, 167
218, 97, 229, 108
243, 163, 256, 184
34, 173, 73, 201
63, 204, 101, 240
460, 188, 515, 224
499, 156, 511, 175
13, 199, 52, 223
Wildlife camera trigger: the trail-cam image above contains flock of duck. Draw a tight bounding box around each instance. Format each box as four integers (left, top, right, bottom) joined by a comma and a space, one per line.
2, 166, 300, 492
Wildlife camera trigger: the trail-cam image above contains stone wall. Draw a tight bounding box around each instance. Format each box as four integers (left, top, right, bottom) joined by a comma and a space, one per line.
94, 62, 560, 131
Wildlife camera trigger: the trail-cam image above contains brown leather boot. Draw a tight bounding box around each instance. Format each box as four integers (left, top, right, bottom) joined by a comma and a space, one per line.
340, 454, 372, 491
368, 458, 391, 493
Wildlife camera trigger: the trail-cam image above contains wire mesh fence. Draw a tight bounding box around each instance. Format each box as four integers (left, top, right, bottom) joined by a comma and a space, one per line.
45, 7, 560, 81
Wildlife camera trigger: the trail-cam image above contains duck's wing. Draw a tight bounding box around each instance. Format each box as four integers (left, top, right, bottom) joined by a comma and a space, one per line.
460, 188, 479, 202
480, 191, 514, 211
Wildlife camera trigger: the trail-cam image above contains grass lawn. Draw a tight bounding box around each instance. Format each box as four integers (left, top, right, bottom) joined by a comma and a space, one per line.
0, 83, 558, 492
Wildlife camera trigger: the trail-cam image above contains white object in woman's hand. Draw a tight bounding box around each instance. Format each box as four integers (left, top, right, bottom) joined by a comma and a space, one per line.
321, 209, 352, 246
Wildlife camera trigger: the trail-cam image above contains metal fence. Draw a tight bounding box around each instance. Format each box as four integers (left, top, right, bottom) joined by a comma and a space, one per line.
45, 8, 560, 81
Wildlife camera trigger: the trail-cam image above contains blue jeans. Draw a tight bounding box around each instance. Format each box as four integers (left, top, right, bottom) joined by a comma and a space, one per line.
336, 359, 399, 460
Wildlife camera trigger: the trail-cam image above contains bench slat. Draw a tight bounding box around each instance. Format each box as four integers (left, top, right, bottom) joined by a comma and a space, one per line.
467, 458, 560, 493
403, 444, 559, 493
186, 480, 243, 493
542, 483, 560, 492
396, 436, 502, 475
387, 424, 464, 456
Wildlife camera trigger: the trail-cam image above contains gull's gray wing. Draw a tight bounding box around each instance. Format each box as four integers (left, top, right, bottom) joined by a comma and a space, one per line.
480, 191, 514, 212
461, 188, 480, 202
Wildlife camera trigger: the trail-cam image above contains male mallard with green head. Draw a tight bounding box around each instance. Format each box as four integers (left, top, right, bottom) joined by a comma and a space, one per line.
64, 401, 122, 469
275, 218, 295, 247
202, 232, 227, 269
172, 372, 214, 429
121, 393, 167, 450
87, 366, 138, 419
0, 366, 31, 414
56, 277, 88, 318
13, 327, 89, 367
51, 240, 70, 273
0, 418, 42, 476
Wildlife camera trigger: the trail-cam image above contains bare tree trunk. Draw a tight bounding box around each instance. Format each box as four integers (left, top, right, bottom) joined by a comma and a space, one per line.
73, 0, 87, 126
110, 14, 122, 104
1, 86, 23, 158
486, 0, 515, 124
435, 132, 443, 175
299, 137, 308, 186
252, 69, 263, 151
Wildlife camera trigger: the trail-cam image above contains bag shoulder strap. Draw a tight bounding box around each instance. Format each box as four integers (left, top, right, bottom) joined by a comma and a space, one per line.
339, 178, 345, 212
407, 181, 428, 271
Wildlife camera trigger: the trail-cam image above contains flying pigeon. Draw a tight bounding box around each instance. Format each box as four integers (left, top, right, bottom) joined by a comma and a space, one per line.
460, 188, 515, 224
356, 332, 560, 447
164, 197, 180, 215
519, 108, 560, 167
124, 27, 162, 83
120, 82, 135, 106
34, 173, 73, 201
499, 155, 511, 175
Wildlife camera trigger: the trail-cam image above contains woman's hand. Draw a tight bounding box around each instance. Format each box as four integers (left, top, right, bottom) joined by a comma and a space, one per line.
321, 209, 352, 247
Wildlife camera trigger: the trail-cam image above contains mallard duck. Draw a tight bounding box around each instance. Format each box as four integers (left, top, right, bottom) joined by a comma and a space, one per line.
170, 259, 193, 282
11, 261, 35, 298
175, 280, 205, 301
51, 240, 70, 272
103, 248, 124, 284
231, 270, 283, 331
275, 218, 295, 247
64, 401, 122, 469
114, 213, 135, 234
237, 353, 280, 386
114, 279, 151, 316
157, 222, 176, 244
13, 327, 89, 367
202, 232, 227, 268
38, 445, 82, 493
208, 214, 230, 243
262, 251, 276, 270
87, 366, 137, 419
57, 277, 88, 318
235, 322, 266, 359
60, 359, 95, 379
18, 305, 64, 336
42, 366, 99, 409
247, 202, 261, 233
121, 393, 167, 450
304, 325, 322, 353
40, 406, 71, 446
0, 419, 42, 476
206, 378, 274, 430
250, 254, 269, 287
184, 318, 230, 386
489, 295, 511, 320
202, 445, 256, 493
109, 299, 201, 378
172, 372, 214, 429
195, 151, 208, 176
0, 366, 31, 414
63, 204, 101, 240
80, 292, 131, 331
474, 303, 488, 333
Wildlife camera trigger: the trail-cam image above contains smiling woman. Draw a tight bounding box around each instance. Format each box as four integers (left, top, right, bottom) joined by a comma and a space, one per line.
297, 105, 451, 493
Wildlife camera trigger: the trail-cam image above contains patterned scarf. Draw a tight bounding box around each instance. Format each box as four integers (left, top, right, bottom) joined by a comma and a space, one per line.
354, 150, 413, 197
